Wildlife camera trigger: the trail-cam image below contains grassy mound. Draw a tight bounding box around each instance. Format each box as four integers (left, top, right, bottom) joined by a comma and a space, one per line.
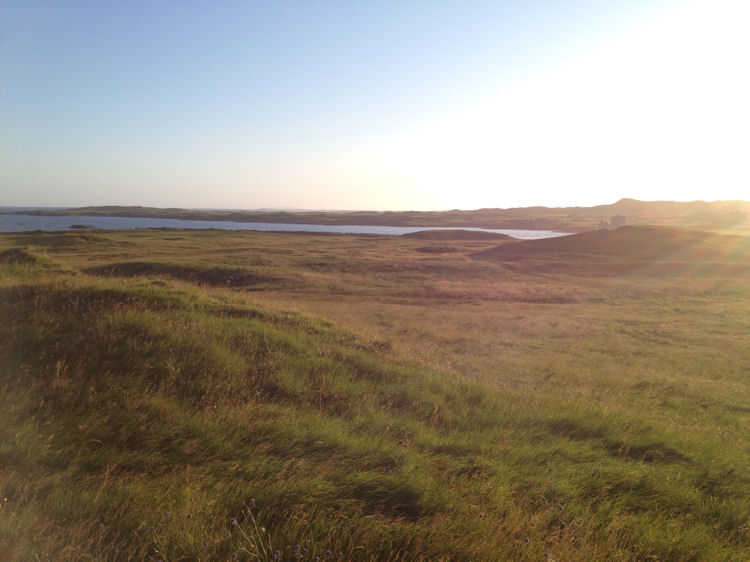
473, 226, 750, 276
0, 272, 513, 560
83, 261, 279, 288
413, 245, 461, 254
0, 247, 48, 266
2, 231, 111, 250
403, 229, 514, 240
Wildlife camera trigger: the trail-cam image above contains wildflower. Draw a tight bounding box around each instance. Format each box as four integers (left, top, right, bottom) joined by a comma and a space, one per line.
249, 498, 256, 506
338, 554, 343, 558
295, 545, 301, 551
165, 511, 171, 517
186, 513, 192, 519
525, 537, 530, 544
203, 541, 208, 549
232, 553, 237, 559
325, 550, 332, 556
304, 548, 309, 554
230, 517, 238, 526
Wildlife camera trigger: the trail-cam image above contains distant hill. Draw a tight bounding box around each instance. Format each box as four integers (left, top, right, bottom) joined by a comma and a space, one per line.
578, 198, 750, 228
472, 225, 750, 276
401, 230, 515, 240
6, 199, 750, 232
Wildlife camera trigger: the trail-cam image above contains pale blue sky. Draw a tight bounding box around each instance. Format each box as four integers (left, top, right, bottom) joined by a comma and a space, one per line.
1, 0, 747, 210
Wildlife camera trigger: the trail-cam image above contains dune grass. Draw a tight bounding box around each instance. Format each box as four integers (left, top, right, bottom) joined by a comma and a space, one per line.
1, 229, 749, 560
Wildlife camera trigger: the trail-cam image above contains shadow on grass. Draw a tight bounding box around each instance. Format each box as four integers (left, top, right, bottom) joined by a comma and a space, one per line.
544, 419, 607, 441
339, 474, 429, 521
601, 440, 691, 464
546, 419, 691, 464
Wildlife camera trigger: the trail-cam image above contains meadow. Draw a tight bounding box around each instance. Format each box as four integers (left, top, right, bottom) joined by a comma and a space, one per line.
1, 227, 748, 560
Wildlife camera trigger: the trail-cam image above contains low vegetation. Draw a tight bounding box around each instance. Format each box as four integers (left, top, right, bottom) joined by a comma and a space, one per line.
1, 227, 748, 560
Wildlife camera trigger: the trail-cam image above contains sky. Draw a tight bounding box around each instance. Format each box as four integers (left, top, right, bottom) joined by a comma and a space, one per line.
1, 0, 748, 211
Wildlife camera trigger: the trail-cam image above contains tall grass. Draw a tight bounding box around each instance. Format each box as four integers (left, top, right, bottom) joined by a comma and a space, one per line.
1, 234, 749, 560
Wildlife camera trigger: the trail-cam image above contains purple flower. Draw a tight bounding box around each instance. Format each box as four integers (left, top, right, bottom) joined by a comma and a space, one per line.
325, 550, 332, 556
232, 553, 237, 559
295, 545, 301, 551
304, 548, 309, 554
203, 541, 208, 548
525, 537, 530, 544
249, 498, 256, 506
230, 517, 238, 526
338, 554, 343, 559
186, 513, 192, 519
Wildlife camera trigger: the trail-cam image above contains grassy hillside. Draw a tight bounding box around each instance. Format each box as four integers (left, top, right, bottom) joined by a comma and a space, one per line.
1, 228, 749, 560
473, 225, 750, 276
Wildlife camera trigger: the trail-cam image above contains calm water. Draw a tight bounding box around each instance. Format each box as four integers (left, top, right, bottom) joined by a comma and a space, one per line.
0, 213, 569, 240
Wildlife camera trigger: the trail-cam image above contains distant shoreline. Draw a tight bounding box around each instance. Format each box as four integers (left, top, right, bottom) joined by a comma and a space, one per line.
3, 199, 748, 232
0, 213, 567, 239
1, 205, 579, 231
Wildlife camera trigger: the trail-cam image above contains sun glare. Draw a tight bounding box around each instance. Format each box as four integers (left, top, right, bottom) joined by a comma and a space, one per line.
360, 0, 749, 209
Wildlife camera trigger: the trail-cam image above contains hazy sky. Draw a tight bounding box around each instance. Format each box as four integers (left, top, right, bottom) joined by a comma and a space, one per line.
1, 0, 748, 210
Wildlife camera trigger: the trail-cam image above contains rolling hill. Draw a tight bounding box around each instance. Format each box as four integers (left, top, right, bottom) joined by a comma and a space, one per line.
472, 225, 750, 276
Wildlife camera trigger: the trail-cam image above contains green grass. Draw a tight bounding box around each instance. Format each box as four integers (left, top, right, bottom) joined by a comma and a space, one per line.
1, 230, 749, 560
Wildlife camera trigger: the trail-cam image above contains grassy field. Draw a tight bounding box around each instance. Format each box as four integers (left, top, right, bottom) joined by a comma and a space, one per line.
1, 227, 749, 560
